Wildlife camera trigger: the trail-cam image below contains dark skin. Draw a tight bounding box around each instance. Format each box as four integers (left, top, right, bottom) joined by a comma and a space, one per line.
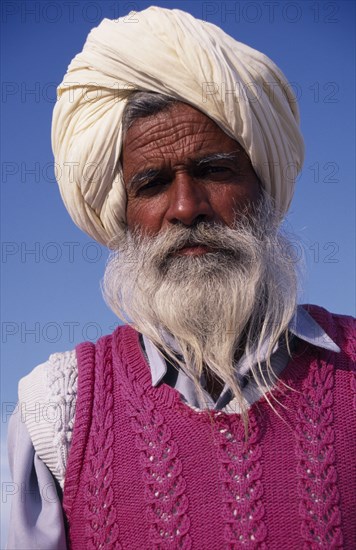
122, 102, 262, 398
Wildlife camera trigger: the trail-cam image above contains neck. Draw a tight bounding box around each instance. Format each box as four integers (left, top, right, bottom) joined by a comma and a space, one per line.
202, 366, 225, 401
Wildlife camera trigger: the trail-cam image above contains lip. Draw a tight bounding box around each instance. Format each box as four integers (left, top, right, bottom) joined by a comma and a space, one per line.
174, 244, 213, 256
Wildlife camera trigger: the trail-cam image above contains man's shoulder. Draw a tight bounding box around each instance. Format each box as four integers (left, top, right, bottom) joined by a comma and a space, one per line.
75, 323, 138, 365
19, 348, 78, 404
18, 349, 79, 486
302, 303, 355, 361
19, 323, 131, 397
302, 303, 355, 331
18, 323, 132, 405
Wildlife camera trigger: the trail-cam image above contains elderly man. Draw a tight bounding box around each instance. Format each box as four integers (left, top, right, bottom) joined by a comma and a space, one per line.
8, 6, 355, 550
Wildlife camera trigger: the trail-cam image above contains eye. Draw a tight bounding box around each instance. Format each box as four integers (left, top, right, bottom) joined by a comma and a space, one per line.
137, 178, 169, 195
197, 164, 233, 179
205, 165, 230, 173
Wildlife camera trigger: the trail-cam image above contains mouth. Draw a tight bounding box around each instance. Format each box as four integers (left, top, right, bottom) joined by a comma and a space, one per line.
173, 244, 214, 257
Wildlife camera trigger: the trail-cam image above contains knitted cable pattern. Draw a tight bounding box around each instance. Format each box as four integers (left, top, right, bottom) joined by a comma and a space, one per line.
295, 356, 342, 548
47, 350, 78, 487
213, 411, 267, 549
119, 342, 191, 550
84, 336, 121, 549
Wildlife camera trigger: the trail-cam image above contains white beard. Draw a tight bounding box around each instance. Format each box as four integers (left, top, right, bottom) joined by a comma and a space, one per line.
102, 195, 300, 415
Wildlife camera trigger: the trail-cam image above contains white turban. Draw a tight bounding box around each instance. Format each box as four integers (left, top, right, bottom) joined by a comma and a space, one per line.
52, 6, 304, 247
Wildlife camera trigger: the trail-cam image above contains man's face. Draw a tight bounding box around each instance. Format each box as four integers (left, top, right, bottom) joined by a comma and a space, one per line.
105, 103, 297, 398
122, 102, 261, 254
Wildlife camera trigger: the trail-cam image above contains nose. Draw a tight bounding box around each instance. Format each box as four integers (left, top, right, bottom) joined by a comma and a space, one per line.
165, 173, 214, 227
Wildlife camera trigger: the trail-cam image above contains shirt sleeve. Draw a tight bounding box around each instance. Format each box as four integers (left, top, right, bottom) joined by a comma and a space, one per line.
7, 406, 68, 550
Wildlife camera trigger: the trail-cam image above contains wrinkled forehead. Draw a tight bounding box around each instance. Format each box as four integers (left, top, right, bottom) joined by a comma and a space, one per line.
121, 101, 248, 174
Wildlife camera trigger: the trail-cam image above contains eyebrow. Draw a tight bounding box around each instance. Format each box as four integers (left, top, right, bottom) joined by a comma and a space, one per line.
195, 151, 241, 166
125, 150, 242, 193
126, 168, 162, 194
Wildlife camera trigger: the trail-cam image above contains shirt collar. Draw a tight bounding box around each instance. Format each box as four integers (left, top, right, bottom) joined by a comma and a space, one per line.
143, 304, 340, 388
289, 306, 340, 352
142, 335, 168, 386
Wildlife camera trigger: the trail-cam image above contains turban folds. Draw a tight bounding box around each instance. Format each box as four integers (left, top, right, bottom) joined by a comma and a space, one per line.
52, 6, 304, 246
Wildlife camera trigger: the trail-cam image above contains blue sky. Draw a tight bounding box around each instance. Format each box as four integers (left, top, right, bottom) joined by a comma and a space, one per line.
1, 0, 355, 542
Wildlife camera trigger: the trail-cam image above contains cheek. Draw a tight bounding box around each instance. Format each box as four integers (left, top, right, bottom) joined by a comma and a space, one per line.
212, 183, 261, 225
126, 198, 164, 235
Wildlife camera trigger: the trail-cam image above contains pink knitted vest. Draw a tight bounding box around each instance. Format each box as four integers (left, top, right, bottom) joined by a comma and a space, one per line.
63, 305, 356, 549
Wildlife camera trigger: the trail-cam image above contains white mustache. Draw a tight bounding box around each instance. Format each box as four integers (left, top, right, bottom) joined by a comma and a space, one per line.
130, 220, 263, 269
